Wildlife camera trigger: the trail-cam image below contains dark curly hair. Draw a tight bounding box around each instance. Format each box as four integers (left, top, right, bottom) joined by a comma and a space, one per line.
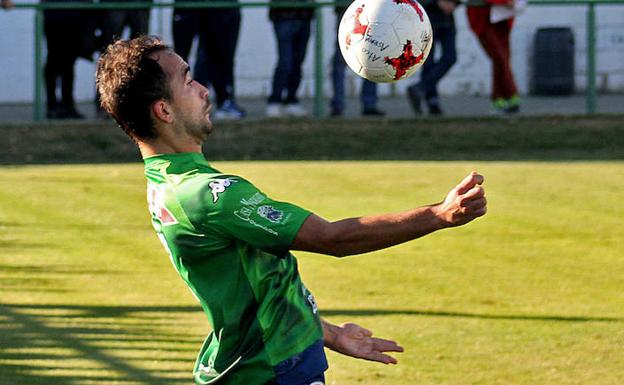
96, 36, 172, 140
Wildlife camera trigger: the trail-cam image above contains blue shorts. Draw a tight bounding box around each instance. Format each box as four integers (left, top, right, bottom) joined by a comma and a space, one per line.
273, 340, 328, 385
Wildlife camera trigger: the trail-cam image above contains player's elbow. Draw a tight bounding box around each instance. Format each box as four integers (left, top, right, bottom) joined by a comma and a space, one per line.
293, 214, 353, 258
317, 225, 352, 258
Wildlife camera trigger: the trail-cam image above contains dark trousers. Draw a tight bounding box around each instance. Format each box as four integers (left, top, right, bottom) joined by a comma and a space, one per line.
420, 24, 457, 102
99, 9, 149, 46
172, 10, 199, 60
330, 21, 377, 112
475, 21, 518, 100
173, 9, 241, 107
268, 19, 311, 104
95, 9, 149, 111
44, 14, 82, 111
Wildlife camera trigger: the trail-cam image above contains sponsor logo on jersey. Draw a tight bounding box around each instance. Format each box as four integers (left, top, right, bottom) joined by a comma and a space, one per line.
147, 183, 178, 227
233, 192, 293, 235
209, 178, 237, 203
257, 205, 284, 223
235, 192, 267, 222
240, 192, 266, 207
233, 209, 279, 236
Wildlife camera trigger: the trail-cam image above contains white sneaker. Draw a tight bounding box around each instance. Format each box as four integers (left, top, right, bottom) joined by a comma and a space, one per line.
213, 100, 246, 121
266, 103, 283, 118
283, 103, 308, 117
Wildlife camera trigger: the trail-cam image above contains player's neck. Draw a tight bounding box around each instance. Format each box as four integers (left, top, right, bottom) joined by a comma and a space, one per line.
138, 139, 202, 158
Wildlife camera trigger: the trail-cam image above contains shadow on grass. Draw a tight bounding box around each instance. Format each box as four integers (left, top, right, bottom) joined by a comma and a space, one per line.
1, 303, 621, 385
322, 308, 624, 323
0, 304, 200, 385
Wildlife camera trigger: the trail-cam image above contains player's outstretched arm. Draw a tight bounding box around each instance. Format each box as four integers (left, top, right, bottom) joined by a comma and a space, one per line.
291, 172, 486, 257
321, 319, 404, 364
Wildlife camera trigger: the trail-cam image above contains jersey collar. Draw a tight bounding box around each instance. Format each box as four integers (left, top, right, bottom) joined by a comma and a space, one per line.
143, 152, 208, 166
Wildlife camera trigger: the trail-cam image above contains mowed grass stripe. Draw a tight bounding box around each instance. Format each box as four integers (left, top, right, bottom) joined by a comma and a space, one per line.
1, 161, 623, 385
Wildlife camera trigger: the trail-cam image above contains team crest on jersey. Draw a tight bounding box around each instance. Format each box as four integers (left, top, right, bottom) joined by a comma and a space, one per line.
256, 205, 284, 223
209, 178, 237, 203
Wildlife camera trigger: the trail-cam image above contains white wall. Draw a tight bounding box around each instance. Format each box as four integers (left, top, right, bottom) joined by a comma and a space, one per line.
0, 1, 623, 104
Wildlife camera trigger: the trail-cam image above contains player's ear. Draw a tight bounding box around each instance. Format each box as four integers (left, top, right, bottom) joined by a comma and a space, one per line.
151, 99, 174, 124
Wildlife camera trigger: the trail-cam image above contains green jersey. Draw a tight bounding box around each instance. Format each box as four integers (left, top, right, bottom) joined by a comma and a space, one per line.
143, 152, 323, 385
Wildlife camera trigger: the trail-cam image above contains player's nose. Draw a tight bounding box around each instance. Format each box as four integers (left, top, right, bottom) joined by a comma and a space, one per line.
196, 81, 209, 99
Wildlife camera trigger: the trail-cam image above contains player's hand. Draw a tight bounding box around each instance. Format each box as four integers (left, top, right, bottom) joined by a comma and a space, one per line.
436, 171, 487, 227
326, 322, 404, 364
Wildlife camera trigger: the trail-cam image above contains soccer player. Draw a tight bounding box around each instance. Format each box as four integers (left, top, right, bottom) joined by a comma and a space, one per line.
96, 35, 487, 385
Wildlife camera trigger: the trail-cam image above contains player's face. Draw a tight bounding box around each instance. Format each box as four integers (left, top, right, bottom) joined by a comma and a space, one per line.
157, 51, 213, 142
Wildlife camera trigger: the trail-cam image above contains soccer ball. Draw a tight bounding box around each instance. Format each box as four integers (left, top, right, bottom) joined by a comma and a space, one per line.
338, 0, 433, 83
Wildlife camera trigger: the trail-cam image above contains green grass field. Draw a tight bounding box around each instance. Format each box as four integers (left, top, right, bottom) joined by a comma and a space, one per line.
1, 161, 623, 385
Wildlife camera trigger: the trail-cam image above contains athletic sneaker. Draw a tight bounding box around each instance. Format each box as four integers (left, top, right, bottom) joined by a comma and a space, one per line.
506, 95, 521, 114
491, 98, 509, 115
57, 105, 85, 120
283, 103, 308, 117
214, 100, 246, 120
491, 97, 521, 115
428, 104, 443, 116
426, 97, 443, 116
362, 107, 386, 116
266, 103, 283, 118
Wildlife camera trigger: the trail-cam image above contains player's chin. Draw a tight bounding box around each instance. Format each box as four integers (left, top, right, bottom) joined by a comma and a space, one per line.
196, 121, 211, 139
202, 120, 213, 137
201, 110, 213, 132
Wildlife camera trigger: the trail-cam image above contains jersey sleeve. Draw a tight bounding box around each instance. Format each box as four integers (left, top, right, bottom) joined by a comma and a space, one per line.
199, 175, 311, 253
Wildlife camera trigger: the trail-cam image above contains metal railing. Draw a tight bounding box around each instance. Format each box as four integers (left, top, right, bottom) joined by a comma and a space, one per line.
8, 0, 624, 120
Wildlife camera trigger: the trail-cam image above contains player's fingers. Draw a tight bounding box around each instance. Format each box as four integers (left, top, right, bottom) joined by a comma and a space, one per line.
460, 186, 485, 204
465, 197, 487, 211
342, 323, 372, 337
366, 351, 399, 365
372, 337, 404, 353
472, 206, 488, 217
358, 326, 373, 338
456, 172, 484, 195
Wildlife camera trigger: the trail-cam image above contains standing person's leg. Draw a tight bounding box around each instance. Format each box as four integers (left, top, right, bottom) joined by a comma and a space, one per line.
476, 27, 505, 102
477, 22, 518, 113
330, 23, 346, 116
58, 15, 84, 118
193, 34, 213, 89
194, 10, 214, 89
268, 20, 296, 116
58, 54, 82, 118
407, 29, 438, 115
100, 10, 125, 46
172, 10, 198, 61
492, 21, 519, 107
95, 9, 125, 117
127, 8, 150, 38
43, 16, 61, 118
361, 80, 382, 116
419, 34, 437, 93
202, 9, 245, 118
209, 9, 241, 106
284, 19, 311, 111
422, 25, 457, 114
